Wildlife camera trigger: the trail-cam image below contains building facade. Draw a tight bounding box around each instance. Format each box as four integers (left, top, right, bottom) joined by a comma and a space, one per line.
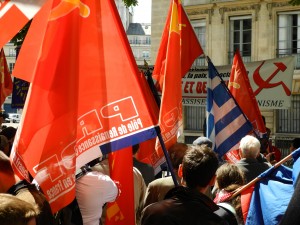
152, 0, 300, 157
127, 23, 151, 65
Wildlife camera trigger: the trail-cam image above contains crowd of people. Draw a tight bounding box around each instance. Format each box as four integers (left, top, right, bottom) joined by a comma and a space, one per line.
0, 109, 299, 225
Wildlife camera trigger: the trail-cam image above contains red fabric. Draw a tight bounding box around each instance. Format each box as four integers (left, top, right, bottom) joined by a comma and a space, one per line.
224, 149, 241, 163
0, 49, 13, 106
0, 4, 31, 48
228, 50, 266, 137
106, 147, 135, 225
10, 0, 158, 214
151, 0, 203, 169
240, 184, 255, 223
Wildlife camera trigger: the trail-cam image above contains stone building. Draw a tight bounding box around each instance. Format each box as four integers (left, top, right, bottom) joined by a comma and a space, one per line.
151, 0, 300, 157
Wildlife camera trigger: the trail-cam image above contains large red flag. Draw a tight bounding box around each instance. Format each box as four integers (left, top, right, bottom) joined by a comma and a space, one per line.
10, 0, 159, 214
150, 0, 203, 170
225, 50, 266, 163
0, 0, 47, 48
0, 48, 13, 107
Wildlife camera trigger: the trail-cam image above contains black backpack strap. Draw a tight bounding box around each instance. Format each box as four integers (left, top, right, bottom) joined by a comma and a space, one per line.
214, 204, 238, 225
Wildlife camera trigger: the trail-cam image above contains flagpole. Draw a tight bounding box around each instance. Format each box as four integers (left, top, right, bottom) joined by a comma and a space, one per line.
155, 126, 179, 186
206, 56, 257, 138
144, 60, 161, 107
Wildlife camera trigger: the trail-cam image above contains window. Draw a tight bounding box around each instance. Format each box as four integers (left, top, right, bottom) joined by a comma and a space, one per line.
276, 95, 300, 133
9, 48, 16, 57
277, 12, 300, 69
183, 105, 206, 144
142, 51, 149, 58
192, 19, 206, 67
229, 16, 252, 63
9, 63, 15, 73
146, 36, 151, 45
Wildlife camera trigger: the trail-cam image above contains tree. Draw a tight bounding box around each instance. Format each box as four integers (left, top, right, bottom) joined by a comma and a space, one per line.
123, 0, 138, 7
289, 0, 300, 5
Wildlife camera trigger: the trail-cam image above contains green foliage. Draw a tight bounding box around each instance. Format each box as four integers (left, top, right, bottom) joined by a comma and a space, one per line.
289, 0, 300, 5
123, 0, 138, 7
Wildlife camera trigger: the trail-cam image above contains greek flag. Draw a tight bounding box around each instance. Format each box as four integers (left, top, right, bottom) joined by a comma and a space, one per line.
206, 58, 253, 158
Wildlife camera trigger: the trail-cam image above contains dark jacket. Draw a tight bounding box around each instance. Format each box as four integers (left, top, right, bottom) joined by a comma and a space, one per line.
133, 157, 155, 186
236, 158, 270, 182
141, 186, 231, 225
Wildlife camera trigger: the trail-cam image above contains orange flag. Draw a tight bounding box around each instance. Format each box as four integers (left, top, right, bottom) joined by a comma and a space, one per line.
0, 0, 47, 48
225, 50, 266, 162
151, 0, 203, 170
11, 0, 159, 214
106, 147, 134, 225
0, 48, 13, 107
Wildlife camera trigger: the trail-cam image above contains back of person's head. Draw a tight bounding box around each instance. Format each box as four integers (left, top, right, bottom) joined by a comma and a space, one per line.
192, 136, 213, 148
0, 135, 9, 156
0, 193, 39, 225
292, 138, 300, 150
168, 142, 189, 171
0, 151, 18, 193
239, 135, 261, 159
0, 126, 17, 141
132, 144, 140, 155
216, 163, 245, 191
182, 145, 218, 189
0, 150, 14, 175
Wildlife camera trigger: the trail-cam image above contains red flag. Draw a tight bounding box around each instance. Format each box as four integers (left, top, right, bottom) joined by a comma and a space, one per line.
106, 147, 134, 225
0, 0, 46, 48
240, 184, 255, 223
0, 48, 13, 107
10, 0, 158, 214
151, 0, 203, 169
153, 0, 203, 91
225, 50, 266, 162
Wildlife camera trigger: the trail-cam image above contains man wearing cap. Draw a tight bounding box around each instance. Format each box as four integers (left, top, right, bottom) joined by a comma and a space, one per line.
193, 136, 213, 148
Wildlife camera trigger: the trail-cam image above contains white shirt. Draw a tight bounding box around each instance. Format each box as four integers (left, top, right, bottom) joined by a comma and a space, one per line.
76, 171, 118, 225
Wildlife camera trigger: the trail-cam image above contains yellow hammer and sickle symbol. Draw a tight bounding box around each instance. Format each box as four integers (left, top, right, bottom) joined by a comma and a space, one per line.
50, 0, 90, 21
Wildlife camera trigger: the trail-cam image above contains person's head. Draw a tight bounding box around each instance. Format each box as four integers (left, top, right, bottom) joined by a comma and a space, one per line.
0, 135, 9, 156
179, 145, 219, 190
0, 112, 8, 126
132, 144, 140, 155
0, 150, 19, 192
239, 135, 261, 159
0, 126, 17, 156
0, 193, 39, 225
167, 142, 189, 172
290, 138, 300, 152
193, 136, 212, 148
215, 163, 245, 191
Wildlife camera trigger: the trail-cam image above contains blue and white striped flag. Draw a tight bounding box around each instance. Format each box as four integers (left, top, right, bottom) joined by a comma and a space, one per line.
206, 58, 253, 158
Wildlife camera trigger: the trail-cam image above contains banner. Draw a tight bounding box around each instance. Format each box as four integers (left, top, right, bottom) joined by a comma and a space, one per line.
11, 0, 159, 213
141, 56, 295, 109
183, 56, 294, 108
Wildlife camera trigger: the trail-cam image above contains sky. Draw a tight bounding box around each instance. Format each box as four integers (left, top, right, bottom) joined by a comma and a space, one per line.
132, 0, 151, 23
